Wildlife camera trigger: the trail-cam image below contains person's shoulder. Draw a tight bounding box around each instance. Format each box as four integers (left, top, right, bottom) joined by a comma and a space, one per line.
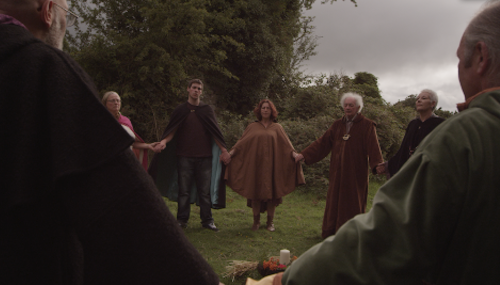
420, 109, 483, 144
169, 103, 189, 119
2, 26, 75, 68
429, 115, 445, 122
2, 27, 100, 98
328, 118, 343, 129
20, 34, 77, 68
407, 117, 420, 125
358, 114, 377, 126
120, 114, 132, 123
197, 103, 216, 116
272, 122, 285, 130
198, 102, 214, 111
174, 102, 188, 110
332, 117, 343, 124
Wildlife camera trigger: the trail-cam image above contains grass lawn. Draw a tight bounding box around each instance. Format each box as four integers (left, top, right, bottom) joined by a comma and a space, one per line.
164, 179, 386, 284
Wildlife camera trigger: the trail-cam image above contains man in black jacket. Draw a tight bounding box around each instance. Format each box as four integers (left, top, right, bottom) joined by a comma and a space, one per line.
0, 1, 221, 284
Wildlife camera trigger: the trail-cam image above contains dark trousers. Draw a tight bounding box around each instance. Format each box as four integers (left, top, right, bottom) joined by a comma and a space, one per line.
176, 156, 214, 225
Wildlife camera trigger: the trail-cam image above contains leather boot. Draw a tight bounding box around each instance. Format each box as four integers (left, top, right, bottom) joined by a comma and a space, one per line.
252, 215, 260, 231
266, 216, 275, 232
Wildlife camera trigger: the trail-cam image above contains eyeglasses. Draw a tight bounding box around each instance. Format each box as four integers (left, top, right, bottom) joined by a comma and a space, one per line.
107, 99, 121, 103
53, 2, 79, 27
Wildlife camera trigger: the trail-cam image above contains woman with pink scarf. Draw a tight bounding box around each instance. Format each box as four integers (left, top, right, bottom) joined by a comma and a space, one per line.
102, 91, 157, 170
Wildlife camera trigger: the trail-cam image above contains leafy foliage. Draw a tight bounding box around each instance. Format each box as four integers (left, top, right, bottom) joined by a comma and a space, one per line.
218, 71, 435, 196
204, 0, 303, 114
67, 0, 450, 195
67, 0, 358, 142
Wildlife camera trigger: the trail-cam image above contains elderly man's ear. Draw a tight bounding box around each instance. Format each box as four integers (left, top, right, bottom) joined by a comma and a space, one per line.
39, 0, 54, 28
474, 41, 490, 76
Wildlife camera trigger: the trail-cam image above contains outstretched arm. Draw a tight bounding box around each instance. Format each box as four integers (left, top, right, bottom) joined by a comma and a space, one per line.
214, 138, 231, 165
300, 127, 335, 165
133, 141, 160, 151
153, 127, 178, 153
283, 144, 465, 284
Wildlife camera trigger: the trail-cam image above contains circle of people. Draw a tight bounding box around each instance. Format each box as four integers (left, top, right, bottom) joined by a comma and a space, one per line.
103, 79, 444, 238
5, 1, 500, 284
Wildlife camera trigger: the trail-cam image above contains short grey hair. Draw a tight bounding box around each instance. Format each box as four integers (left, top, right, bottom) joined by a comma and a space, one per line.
340, 92, 364, 113
463, 1, 500, 83
420, 89, 438, 110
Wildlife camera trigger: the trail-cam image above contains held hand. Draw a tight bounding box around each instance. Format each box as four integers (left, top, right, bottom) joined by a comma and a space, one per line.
153, 142, 166, 153
376, 162, 386, 174
148, 142, 160, 151
294, 153, 304, 163
219, 151, 231, 165
147, 144, 155, 151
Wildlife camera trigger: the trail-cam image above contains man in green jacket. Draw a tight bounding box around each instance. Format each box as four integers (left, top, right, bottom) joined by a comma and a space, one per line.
276, 2, 500, 284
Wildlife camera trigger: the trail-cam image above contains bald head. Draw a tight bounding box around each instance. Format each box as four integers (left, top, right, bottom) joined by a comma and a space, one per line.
0, 0, 68, 50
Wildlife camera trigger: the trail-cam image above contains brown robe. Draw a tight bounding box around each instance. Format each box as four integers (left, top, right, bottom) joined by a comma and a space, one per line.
225, 122, 305, 207
301, 114, 383, 239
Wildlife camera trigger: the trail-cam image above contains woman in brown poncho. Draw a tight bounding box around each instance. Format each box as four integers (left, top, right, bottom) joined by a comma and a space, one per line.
224, 99, 305, 231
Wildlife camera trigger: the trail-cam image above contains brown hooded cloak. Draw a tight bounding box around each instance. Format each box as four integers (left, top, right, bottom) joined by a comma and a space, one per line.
301, 114, 383, 239
225, 122, 305, 207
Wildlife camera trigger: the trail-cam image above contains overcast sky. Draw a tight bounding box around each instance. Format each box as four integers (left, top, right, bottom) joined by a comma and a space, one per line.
301, 0, 488, 111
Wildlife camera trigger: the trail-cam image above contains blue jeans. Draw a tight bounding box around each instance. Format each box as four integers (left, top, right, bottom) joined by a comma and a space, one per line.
176, 156, 214, 225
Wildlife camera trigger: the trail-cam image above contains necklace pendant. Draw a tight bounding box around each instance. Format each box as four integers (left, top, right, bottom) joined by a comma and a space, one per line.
343, 134, 350, 141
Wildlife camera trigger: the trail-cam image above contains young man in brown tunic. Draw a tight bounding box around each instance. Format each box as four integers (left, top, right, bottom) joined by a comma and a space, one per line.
150, 79, 230, 232
295, 92, 383, 239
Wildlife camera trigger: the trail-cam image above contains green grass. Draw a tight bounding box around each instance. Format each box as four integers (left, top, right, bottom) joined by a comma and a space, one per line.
164, 180, 385, 283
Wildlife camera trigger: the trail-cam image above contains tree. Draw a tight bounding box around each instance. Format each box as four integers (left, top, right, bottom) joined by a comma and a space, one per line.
352, 71, 381, 99
394, 94, 417, 109
434, 108, 456, 119
67, 0, 357, 142
67, 0, 245, 140
203, 0, 304, 114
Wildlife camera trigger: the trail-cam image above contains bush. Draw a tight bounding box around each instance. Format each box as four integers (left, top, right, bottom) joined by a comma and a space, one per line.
280, 116, 336, 198
214, 73, 453, 198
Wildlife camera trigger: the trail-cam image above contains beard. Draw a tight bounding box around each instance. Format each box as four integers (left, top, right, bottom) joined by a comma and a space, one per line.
45, 8, 65, 49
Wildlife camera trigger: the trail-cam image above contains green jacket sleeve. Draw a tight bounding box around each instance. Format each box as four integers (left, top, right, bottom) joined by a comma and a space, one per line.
282, 116, 472, 284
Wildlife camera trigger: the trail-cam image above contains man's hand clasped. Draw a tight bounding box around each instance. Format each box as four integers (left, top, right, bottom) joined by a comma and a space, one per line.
220, 151, 231, 165
294, 152, 304, 163
153, 142, 166, 153
376, 162, 386, 175
147, 142, 161, 152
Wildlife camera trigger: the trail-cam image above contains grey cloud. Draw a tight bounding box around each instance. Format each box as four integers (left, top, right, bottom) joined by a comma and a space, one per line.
302, 0, 486, 111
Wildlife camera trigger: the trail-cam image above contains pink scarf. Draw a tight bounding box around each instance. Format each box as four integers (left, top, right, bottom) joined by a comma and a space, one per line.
118, 115, 148, 170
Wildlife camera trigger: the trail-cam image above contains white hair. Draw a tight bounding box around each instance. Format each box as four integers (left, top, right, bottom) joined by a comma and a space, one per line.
102, 91, 119, 105
420, 89, 438, 110
463, 1, 500, 83
340, 92, 364, 113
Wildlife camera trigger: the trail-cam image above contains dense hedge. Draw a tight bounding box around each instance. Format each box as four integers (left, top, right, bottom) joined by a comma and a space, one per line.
216, 84, 454, 198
